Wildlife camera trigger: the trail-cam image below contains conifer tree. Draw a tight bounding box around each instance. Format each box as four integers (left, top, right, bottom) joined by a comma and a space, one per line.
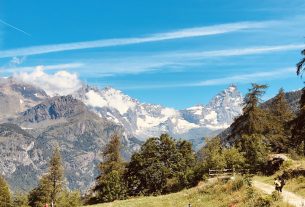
291, 88, 305, 155
0, 175, 11, 207
228, 83, 269, 143
296, 48, 305, 76
227, 84, 270, 169
268, 88, 294, 152
93, 135, 127, 203
48, 147, 64, 207
29, 147, 64, 207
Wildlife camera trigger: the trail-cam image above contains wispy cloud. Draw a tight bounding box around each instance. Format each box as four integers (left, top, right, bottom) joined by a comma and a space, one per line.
122, 67, 295, 89
1, 43, 301, 77
194, 67, 295, 86
0, 21, 274, 58
0, 19, 31, 37
56, 44, 304, 76
1, 62, 84, 73
168, 44, 304, 59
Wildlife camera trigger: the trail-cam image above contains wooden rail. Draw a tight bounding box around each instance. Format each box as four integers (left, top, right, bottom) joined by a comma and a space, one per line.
208, 168, 250, 177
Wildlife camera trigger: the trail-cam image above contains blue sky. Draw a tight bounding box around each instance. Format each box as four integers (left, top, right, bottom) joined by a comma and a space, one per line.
0, 0, 305, 109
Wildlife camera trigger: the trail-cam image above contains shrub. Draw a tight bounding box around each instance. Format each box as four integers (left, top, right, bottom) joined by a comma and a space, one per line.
254, 196, 272, 207
231, 177, 244, 192
56, 191, 82, 207
271, 190, 282, 201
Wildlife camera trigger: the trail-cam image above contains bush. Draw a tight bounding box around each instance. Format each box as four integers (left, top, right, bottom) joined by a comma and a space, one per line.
231, 177, 244, 192
271, 190, 282, 201
280, 160, 293, 171
254, 196, 272, 207
288, 148, 302, 160
56, 191, 82, 207
12, 193, 30, 207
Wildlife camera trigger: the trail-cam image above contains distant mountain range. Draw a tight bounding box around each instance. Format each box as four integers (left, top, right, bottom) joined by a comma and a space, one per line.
0, 77, 300, 192
75, 84, 243, 142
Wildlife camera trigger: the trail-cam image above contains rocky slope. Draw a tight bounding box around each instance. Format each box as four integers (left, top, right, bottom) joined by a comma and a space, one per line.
0, 78, 48, 121
3, 95, 126, 192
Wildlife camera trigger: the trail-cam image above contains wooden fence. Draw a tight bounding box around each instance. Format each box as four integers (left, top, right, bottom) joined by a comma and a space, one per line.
208, 168, 250, 177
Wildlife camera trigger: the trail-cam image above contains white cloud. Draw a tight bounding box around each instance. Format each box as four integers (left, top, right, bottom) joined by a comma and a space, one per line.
2, 62, 83, 73
122, 67, 295, 89
194, 67, 295, 86
0, 21, 273, 58
169, 44, 305, 59
70, 44, 304, 76
9, 56, 26, 67
1, 44, 301, 78
13, 66, 82, 96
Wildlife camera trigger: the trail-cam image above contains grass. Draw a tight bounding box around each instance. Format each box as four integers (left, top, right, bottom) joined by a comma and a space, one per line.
85, 177, 292, 207
255, 175, 305, 197
254, 155, 305, 198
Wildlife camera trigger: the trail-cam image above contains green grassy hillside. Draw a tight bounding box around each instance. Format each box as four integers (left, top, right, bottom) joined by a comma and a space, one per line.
85, 177, 292, 207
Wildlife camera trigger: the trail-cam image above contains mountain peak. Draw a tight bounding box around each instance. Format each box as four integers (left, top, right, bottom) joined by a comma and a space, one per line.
226, 84, 237, 93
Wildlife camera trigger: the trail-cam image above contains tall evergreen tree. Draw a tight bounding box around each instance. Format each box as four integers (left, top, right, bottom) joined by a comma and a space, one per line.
267, 88, 294, 152
29, 175, 52, 207
226, 84, 271, 169
48, 147, 64, 207
29, 147, 64, 207
0, 175, 11, 207
296, 48, 305, 76
228, 83, 269, 143
291, 88, 305, 155
92, 135, 127, 203
291, 49, 305, 156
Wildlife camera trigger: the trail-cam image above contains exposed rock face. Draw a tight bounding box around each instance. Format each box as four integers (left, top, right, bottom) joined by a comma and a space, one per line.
0, 78, 48, 121
0, 123, 38, 191
2, 95, 125, 192
261, 89, 302, 114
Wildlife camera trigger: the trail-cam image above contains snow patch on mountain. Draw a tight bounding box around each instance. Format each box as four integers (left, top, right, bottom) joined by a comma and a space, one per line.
75, 84, 243, 142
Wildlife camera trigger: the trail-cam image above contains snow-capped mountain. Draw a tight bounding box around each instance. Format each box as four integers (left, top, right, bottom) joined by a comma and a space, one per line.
75, 84, 244, 141
181, 84, 243, 130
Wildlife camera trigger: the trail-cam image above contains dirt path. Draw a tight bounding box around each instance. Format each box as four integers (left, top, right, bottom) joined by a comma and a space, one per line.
253, 180, 305, 207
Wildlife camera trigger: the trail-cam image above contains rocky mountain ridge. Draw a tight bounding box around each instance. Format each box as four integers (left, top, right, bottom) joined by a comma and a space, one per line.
0, 77, 245, 192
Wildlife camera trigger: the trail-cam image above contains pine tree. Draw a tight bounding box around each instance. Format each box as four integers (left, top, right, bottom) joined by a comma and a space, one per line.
0, 175, 11, 207
239, 134, 269, 170
92, 135, 127, 203
226, 84, 271, 169
296, 48, 305, 76
48, 147, 64, 207
228, 83, 269, 143
267, 88, 294, 152
291, 88, 305, 155
29, 147, 64, 207
29, 175, 52, 207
